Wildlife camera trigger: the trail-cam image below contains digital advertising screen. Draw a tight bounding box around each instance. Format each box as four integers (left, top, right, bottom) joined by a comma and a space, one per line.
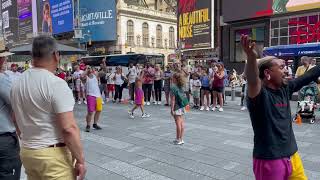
80, 0, 117, 42
273, 0, 320, 14
18, 0, 33, 42
1, 0, 19, 47
178, 0, 213, 50
49, 0, 73, 34
223, 0, 320, 22
37, 0, 73, 35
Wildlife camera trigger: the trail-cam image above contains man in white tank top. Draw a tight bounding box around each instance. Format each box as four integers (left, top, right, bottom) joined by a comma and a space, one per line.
81, 66, 103, 132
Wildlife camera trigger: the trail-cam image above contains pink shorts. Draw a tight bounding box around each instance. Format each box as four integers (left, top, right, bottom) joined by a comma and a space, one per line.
253, 152, 307, 180
87, 95, 103, 112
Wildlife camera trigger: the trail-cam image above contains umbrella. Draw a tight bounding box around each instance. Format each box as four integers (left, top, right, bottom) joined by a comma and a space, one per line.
10, 43, 87, 55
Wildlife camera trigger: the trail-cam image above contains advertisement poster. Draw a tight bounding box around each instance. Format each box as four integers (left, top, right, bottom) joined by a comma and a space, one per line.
273, 0, 320, 14
80, 0, 116, 42
222, 0, 272, 22
37, 0, 73, 35
1, 0, 19, 47
178, 0, 213, 50
223, 0, 320, 22
18, 0, 33, 42
37, 0, 52, 34
49, 0, 73, 34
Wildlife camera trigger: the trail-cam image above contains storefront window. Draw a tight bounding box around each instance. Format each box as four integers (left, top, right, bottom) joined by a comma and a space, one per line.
270, 13, 320, 46
233, 27, 265, 63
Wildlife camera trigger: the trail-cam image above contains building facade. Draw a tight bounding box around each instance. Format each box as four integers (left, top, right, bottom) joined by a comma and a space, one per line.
113, 0, 177, 63
219, 0, 320, 72
84, 0, 177, 64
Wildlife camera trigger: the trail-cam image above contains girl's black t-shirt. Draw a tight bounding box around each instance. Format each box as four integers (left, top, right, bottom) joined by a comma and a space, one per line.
247, 65, 320, 159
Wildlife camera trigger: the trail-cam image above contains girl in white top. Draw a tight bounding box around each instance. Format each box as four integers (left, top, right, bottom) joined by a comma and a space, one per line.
81, 65, 103, 132
113, 66, 127, 103
73, 65, 86, 105
154, 64, 163, 105
128, 64, 137, 103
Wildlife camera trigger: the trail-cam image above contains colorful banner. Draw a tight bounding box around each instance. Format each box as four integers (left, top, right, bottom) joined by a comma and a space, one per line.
273, 0, 320, 14
178, 0, 213, 50
223, 0, 320, 22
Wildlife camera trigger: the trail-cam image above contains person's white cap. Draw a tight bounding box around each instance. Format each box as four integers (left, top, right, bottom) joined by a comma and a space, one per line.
0, 51, 14, 57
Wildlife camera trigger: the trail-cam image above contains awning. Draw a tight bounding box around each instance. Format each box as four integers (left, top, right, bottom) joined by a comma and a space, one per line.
263, 43, 320, 57
10, 43, 87, 55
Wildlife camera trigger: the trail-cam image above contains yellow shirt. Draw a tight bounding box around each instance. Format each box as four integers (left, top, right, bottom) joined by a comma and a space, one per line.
295, 65, 313, 78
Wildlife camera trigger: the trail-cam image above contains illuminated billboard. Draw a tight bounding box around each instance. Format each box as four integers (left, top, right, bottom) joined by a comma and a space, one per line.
223, 0, 320, 22
2, 0, 19, 47
37, 0, 74, 35
178, 0, 214, 50
273, 0, 320, 14
80, 0, 117, 41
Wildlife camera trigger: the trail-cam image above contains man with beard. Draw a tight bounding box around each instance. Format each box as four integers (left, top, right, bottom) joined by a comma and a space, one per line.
241, 35, 312, 180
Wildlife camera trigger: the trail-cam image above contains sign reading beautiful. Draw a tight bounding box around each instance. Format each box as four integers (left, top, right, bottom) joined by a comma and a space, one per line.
178, 0, 213, 50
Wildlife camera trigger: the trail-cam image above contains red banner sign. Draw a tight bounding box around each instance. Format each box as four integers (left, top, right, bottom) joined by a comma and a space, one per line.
289, 21, 320, 44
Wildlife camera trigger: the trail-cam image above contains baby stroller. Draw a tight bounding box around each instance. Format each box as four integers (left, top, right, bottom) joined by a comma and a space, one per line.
294, 83, 318, 124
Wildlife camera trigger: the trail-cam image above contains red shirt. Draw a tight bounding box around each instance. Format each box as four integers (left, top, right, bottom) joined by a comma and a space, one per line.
57, 72, 66, 80
79, 63, 86, 71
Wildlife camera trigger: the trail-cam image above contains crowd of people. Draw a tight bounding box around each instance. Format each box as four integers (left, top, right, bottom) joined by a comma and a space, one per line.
1, 34, 317, 180
52, 58, 249, 114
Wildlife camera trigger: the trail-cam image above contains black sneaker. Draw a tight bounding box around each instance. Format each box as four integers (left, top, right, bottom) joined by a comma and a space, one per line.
85, 125, 90, 132
93, 124, 102, 130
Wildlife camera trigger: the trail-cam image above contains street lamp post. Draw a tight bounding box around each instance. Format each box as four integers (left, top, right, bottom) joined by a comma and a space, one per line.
82, 30, 92, 51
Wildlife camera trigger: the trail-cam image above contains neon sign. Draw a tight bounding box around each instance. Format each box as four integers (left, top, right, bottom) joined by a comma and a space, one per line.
288, 21, 320, 44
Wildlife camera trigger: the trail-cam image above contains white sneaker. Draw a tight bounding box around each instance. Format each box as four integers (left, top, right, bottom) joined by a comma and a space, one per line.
84, 101, 87, 105
142, 113, 150, 118
200, 106, 204, 111
241, 106, 247, 111
158, 101, 162, 105
102, 101, 105, 105
129, 113, 135, 119
206, 107, 210, 111
211, 107, 216, 111
219, 108, 224, 112
181, 140, 185, 144
146, 102, 150, 106
153, 101, 157, 105
78, 101, 81, 105
174, 140, 184, 145
216, 105, 221, 108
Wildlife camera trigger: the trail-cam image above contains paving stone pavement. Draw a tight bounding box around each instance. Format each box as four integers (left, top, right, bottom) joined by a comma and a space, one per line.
20, 98, 320, 180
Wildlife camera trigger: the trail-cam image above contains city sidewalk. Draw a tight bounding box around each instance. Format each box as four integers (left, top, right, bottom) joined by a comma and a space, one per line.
21, 97, 320, 180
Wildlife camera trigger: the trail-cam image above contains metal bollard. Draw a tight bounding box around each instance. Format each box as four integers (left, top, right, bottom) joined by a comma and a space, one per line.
231, 87, 235, 101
